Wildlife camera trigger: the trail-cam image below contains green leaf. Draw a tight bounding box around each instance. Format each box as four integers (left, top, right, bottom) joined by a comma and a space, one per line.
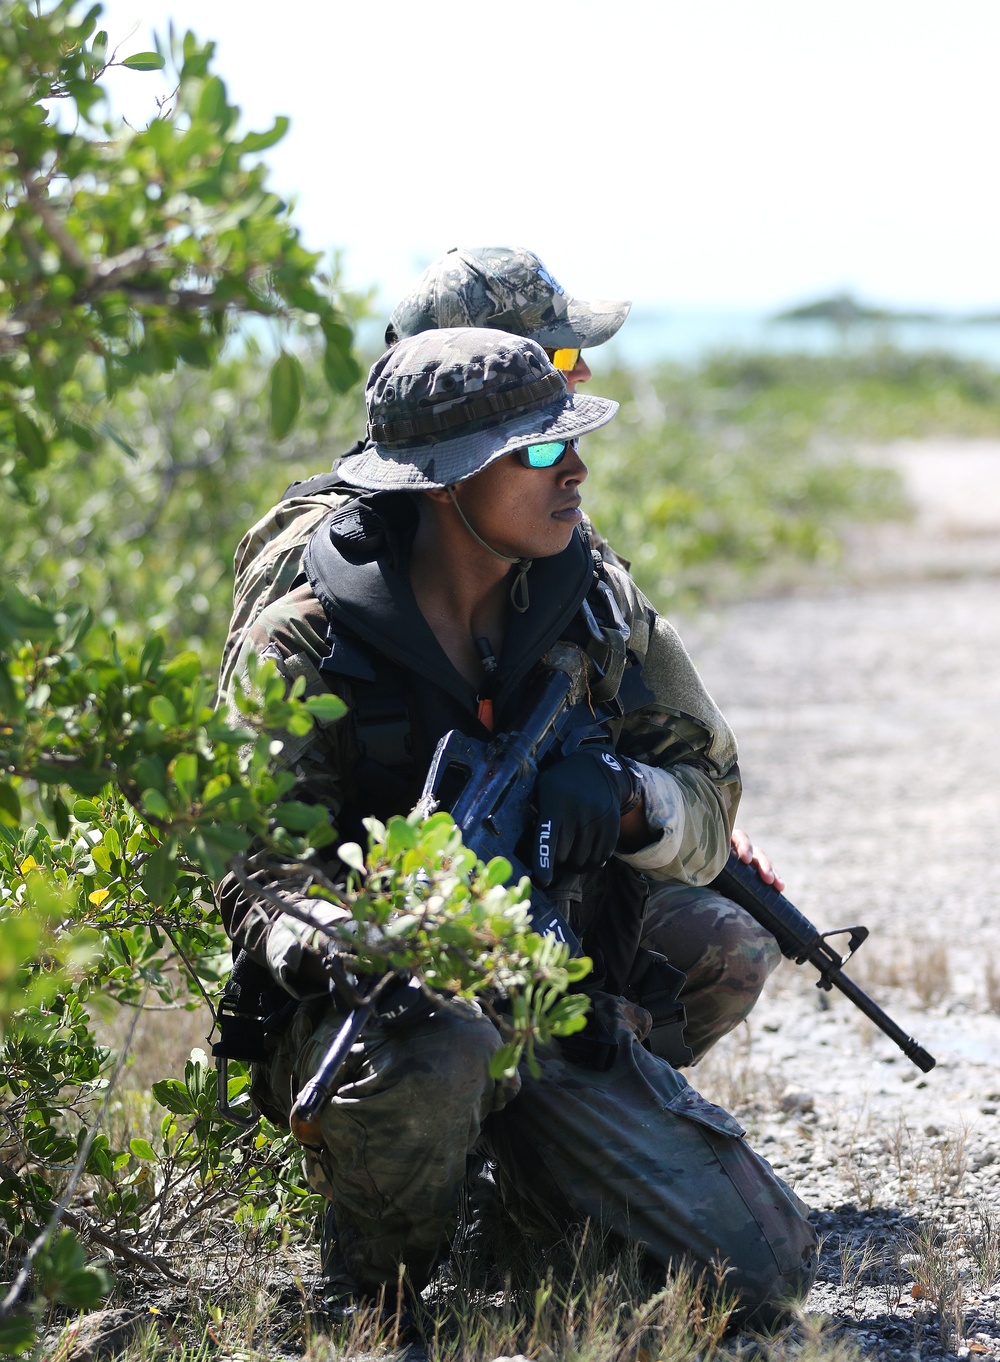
65, 420, 97, 451
152, 1078, 195, 1115
564, 957, 593, 984
322, 328, 362, 394
52, 794, 70, 839
269, 350, 302, 439
201, 823, 249, 852
57, 768, 112, 796
0, 585, 58, 640
129, 1137, 157, 1160
488, 1041, 522, 1080
87, 1143, 113, 1180
121, 51, 166, 70
141, 789, 172, 821
142, 841, 177, 903
40, 1227, 85, 1279
385, 816, 418, 856
149, 695, 178, 726
72, 799, 101, 821
162, 651, 202, 685
171, 752, 198, 803
546, 994, 590, 1035
0, 1313, 35, 1354
139, 635, 165, 678
0, 781, 22, 828
485, 856, 512, 889
239, 115, 289, 153
197, 74, 229, 124
274, 799, 325, 832
14, 412, 49, 469
304, 693, 347, 722
70, 773, 113, 795
55, 1266, 110, 1308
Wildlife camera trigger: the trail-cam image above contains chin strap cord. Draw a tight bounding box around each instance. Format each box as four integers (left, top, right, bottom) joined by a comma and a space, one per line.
446, 486, 533, 614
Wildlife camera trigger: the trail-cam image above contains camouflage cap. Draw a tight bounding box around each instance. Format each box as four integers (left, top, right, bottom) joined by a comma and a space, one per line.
385, 247, 632, 351
337, 328, 618, 493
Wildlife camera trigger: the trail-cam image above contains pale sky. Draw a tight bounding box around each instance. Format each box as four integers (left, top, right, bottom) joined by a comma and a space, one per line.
95, 0, 1000, 315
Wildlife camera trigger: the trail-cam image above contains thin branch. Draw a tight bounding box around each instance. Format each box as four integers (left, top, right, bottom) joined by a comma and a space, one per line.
0, 981, 153, 1317
17, 156, 91, 279
52, 1205, 185, 1285
161, 923, 218, 1026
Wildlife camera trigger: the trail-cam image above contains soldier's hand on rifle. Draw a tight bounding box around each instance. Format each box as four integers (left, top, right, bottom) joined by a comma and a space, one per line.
731, 828, 785, 893
532, 748, 641, 887
264, 901, 352, 999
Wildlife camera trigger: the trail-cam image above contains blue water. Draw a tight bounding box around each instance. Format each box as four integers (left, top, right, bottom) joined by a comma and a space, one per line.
359, 310, 1000, 369
600, 309, 1000, 368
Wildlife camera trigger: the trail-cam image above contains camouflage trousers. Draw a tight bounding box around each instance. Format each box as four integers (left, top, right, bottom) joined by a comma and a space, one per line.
642, 880, 782, 1063
262, 992, 817, 1312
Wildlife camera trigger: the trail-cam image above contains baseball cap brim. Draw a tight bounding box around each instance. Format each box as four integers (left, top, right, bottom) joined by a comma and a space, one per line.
533, 297, 632, 350
338, 392, 619, 492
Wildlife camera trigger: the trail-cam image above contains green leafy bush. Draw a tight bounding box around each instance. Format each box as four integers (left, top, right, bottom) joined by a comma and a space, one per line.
0, 3, 582, 1349
0, 0, 360, 493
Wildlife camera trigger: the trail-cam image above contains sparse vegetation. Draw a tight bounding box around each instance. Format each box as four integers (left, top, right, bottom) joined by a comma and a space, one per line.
583, 347, 1000, 606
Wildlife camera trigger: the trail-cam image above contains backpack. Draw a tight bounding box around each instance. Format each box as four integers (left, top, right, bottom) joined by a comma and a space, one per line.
218, 446, 364, 699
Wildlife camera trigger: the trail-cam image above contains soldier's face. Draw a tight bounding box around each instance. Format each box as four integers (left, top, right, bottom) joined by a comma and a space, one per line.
452, 441, 589, 559
545, 348, 592, 394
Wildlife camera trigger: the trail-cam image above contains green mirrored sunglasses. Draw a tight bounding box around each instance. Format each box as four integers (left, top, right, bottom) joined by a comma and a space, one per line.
517, 439, 575, 469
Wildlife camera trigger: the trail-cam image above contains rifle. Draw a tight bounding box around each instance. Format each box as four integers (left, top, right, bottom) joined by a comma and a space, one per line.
288, 642, 608, 1139
416, 640, 602, 948
713, 852, 936, 1073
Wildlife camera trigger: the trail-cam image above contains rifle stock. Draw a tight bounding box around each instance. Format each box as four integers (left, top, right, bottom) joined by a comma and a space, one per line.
713, 852, 936, 1073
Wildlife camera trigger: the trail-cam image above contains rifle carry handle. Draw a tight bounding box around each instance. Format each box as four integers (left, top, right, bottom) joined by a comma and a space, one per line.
713, 852, 936, 1074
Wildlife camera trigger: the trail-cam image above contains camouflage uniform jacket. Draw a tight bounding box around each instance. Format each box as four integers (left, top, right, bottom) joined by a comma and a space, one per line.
220, 492, 740, 989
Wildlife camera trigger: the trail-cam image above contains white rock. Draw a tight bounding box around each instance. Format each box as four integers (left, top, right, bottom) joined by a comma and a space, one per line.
779, 1087, 815, 1114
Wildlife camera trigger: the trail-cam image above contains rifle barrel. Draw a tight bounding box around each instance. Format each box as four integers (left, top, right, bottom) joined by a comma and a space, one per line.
714, 853, 935, 1073
290, 999, 375, 1141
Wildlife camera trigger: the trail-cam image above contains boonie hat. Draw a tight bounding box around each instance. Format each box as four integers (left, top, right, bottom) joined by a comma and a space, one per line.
385, 247, 632, 351
337, 328, 618, 493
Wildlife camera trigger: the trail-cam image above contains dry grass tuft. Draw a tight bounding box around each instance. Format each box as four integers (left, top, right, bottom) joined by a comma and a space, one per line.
984, 957, 1000, 1014
965, 1202, 1000, 1292
906, 1220, 966, 1348
849, 940, 952, 1010
416, 1224, 739, 1362
689, 1024, 786, 1129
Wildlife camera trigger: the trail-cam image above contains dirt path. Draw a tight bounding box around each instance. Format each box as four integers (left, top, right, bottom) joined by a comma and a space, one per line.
677, 439, 1000, 1357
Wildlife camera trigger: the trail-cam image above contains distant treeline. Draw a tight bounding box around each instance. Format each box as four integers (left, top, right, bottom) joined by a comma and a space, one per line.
772, 291, 1000, 325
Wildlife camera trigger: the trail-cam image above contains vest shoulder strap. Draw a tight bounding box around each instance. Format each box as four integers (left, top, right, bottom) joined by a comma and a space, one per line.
578, 551, 630, 705
317, 623, 415, 779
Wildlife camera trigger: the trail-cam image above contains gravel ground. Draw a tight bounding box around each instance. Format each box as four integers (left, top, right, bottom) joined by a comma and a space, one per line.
681, 438, 1000, 1359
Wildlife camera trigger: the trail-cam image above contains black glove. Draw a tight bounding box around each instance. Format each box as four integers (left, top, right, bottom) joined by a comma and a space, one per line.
532, 749, 640, 887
